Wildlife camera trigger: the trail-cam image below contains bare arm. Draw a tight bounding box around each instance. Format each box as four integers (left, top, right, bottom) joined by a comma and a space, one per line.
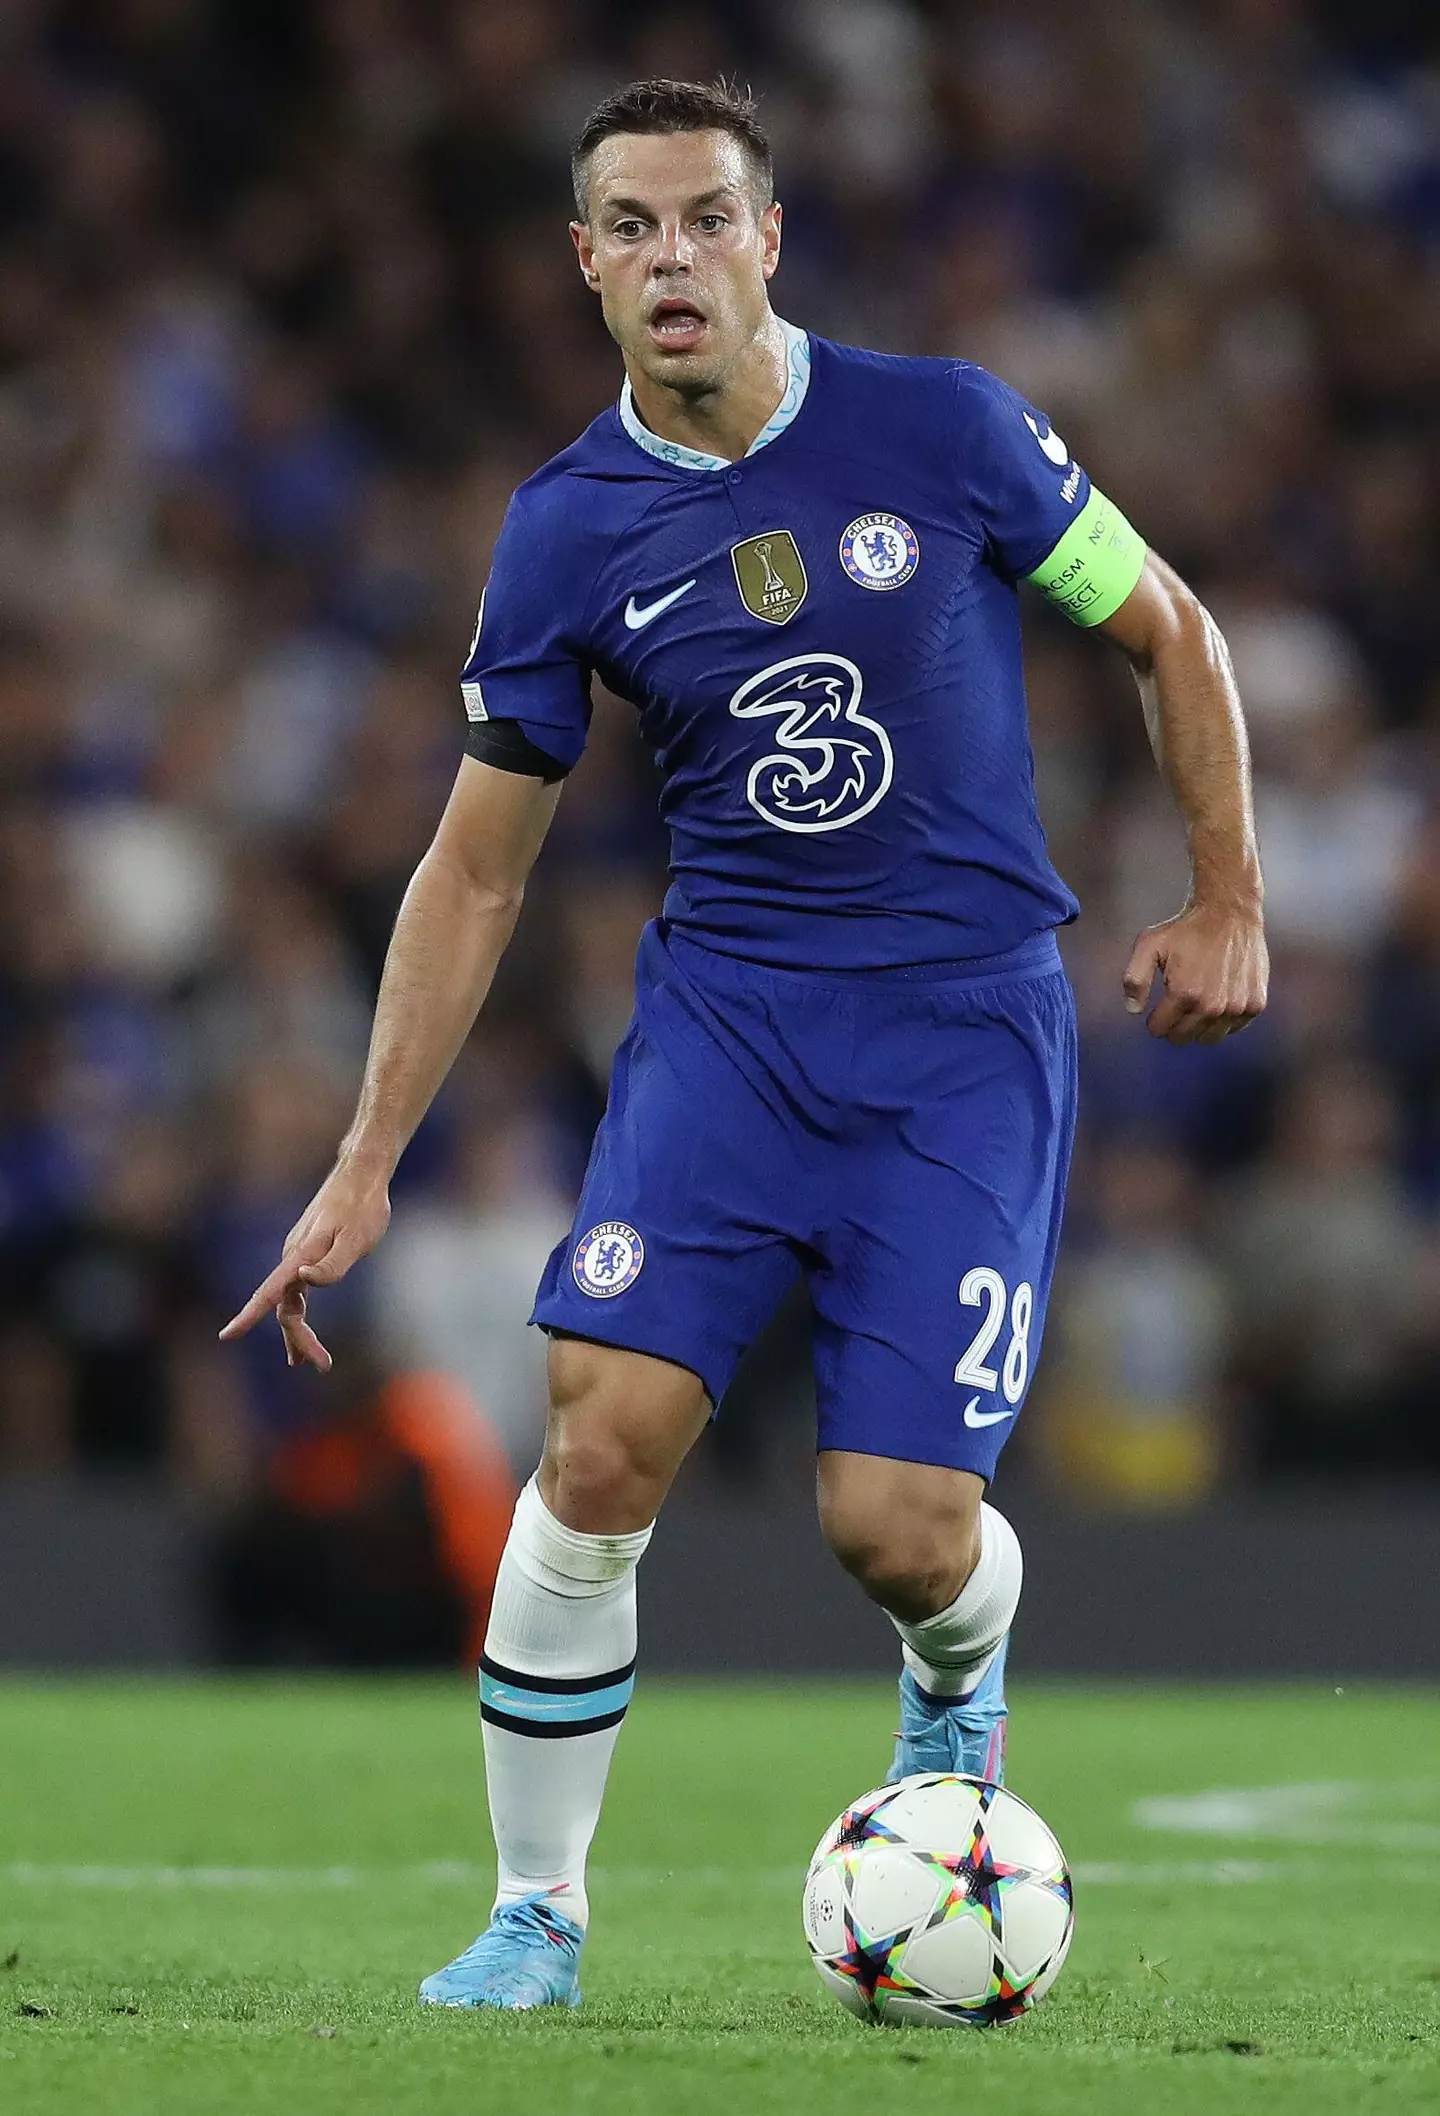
220, 758, 561, 1367
340, 759, 561, 1177
1099, 551, 1269, 1045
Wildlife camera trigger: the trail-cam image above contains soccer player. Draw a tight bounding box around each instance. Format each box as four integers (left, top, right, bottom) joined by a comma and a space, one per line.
221, 79, 1268, 2010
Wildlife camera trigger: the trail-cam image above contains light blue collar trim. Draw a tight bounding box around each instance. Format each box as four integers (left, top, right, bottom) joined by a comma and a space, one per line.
618, 317, 811, 472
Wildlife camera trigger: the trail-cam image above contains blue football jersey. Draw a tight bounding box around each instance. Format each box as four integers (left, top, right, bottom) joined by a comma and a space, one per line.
461, 323, 1144, 971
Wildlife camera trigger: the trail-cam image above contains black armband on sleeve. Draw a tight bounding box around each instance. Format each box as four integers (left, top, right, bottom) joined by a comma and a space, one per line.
464, 719, 570, 783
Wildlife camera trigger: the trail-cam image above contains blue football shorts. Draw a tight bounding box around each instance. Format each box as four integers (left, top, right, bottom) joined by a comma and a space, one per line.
531, 920, 1077, 1478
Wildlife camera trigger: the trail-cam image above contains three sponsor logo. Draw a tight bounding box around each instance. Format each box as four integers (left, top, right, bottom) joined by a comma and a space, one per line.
728, 652, 892, 834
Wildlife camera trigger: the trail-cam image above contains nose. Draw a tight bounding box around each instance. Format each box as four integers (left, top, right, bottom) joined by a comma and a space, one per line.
652, 216, 695, 275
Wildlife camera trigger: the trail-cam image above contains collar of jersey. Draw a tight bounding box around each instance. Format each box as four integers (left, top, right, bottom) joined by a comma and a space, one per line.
617, 317, 811, 473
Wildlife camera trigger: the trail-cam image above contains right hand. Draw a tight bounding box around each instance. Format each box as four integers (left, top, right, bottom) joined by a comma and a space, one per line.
218, 1162, 392, 1371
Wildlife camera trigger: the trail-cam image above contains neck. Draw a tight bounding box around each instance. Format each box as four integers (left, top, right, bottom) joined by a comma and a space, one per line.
624, 311, 789, 465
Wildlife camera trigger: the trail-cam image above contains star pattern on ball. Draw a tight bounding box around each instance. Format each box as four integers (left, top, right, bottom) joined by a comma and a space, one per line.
833, 1783, 911, 1850
834, 1901, 913, 2007
918, 1801, 1031, 1940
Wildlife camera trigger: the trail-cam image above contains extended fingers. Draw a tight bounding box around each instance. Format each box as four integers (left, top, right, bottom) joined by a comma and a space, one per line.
219, 1258, 306, 1340
278, 1287, 332, 1372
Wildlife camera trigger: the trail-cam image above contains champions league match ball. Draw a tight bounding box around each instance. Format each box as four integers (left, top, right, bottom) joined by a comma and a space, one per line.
802, 1774, 1074, 2029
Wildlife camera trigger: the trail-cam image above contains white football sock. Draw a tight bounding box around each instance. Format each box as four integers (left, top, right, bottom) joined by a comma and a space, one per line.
480, 1476, 653, 1930
890, 1502, 1022, 1700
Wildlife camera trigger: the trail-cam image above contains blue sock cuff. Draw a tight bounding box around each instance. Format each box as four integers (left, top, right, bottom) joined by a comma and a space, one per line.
480, 1654, 636, 1739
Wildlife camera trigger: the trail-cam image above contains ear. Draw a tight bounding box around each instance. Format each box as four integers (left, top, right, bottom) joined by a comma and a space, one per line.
760, 200, 783, 283
570, 220, 601, 292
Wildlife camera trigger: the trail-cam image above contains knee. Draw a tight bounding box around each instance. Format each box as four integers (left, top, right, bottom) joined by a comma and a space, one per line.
537, 1338, 698, 1533
541, 1422, 653, 1531
822, 1498, 982, 1624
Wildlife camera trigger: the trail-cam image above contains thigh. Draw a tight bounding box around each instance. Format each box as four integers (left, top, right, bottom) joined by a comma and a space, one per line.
531, 925, 807, 1412
811, 967, 1077, 1479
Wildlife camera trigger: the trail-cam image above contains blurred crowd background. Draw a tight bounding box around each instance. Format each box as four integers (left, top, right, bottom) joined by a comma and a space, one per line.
0, 0, 1438, 1656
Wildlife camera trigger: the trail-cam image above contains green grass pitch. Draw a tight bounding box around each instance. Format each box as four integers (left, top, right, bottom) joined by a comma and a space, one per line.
2, 1679, 1438, 2114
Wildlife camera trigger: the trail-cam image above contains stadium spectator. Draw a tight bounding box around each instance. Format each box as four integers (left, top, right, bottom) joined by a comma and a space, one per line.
1221, 1055, 1428, 1474
1032, 1140, 1233, 1507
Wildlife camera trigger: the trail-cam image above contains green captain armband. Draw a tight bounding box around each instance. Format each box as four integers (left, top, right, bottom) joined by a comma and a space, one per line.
1025, 488, 1146, 627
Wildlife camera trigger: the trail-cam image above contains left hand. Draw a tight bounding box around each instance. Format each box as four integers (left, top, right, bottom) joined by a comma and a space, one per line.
1122, 902, 1269, 1046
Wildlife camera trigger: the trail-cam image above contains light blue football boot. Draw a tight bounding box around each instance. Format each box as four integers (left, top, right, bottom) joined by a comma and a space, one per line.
418, 1893, 585, 2010
887, 1636, 1010, 1785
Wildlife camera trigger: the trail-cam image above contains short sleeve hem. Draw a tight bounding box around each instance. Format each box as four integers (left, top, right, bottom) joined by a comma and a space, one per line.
464, 719, 569, 782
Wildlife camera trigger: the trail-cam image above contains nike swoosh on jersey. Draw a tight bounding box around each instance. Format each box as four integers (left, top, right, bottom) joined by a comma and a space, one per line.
963, 1394, 1014, 1429
1023, 412, 1070, 466
624, 579, 698, 630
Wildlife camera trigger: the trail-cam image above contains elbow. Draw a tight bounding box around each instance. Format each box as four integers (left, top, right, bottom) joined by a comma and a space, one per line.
465, 873, 528, 924
1142, 561, 1231, 679
469, 876, 524, 926
1184, 591, 1235, 687
418, 841, 527, 925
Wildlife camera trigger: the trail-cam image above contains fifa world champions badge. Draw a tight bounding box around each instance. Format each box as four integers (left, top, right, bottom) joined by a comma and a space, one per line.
573, 1221, 645, 1298
840, 512, 920, 590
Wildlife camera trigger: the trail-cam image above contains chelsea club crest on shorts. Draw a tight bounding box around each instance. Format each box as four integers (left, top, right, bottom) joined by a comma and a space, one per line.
572, 1221, 645, 1298
840, 512, 919, 591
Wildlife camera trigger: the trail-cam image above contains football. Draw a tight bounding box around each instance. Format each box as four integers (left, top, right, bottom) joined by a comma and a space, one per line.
802, 1773, 1074, 2028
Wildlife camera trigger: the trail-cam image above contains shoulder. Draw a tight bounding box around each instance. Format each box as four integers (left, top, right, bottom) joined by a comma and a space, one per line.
501, 408, 670, 556
947, 360, 1036, 433
805, 339, 1036, 470
808, 336, 1034, 427
808, 334, 962, 412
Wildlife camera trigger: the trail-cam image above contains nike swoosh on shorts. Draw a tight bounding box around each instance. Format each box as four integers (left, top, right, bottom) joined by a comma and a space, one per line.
624, 579, 698, 630
963, 1394, 1014, 1429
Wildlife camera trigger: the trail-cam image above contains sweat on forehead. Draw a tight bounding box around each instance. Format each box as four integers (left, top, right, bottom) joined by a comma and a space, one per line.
584, 136, 762, 219
571, 77, 774, 220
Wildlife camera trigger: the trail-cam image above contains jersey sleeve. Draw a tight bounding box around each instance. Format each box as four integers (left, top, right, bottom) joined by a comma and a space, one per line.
954, 364, 1146, 628
459, 486, 594, 770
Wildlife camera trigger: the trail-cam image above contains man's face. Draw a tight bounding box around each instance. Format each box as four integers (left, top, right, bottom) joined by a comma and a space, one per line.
572, 130, 781, 394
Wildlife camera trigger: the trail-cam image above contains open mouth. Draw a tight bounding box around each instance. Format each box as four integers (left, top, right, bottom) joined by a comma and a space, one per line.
647, 299, 708, 350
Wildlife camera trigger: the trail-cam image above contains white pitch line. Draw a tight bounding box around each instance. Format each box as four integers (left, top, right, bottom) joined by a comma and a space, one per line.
2, 1863, 367, 1890
12, 1781, 1440, 1895
1, 1856, 1416, 1893
1134, 1779, 1440, 1849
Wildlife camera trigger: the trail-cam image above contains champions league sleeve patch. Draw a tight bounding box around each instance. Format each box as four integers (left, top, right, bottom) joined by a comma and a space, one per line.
572, 1222, 645, 1297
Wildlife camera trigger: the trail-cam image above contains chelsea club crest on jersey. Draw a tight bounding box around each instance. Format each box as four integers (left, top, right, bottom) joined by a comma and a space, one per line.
840, 513, 920, 591
573, 1221, 645, 1297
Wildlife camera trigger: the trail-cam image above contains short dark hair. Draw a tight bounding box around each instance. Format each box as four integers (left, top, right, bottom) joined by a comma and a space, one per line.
571, 77, 774, 219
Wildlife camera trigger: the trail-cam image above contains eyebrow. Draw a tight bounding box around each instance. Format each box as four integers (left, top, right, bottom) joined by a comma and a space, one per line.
598, 187, 741, 218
